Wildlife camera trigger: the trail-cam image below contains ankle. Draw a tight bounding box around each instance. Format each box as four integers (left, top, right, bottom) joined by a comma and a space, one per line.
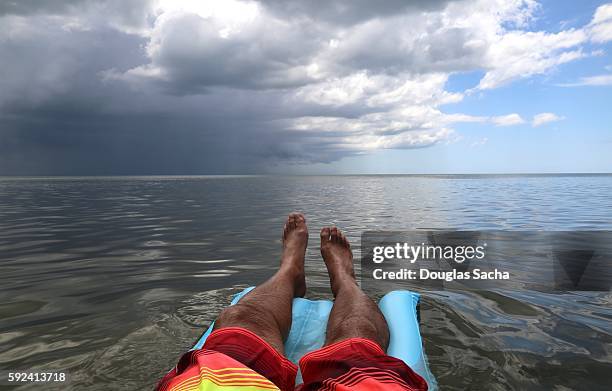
331, 276, 358, 296
279, 264, 303, 279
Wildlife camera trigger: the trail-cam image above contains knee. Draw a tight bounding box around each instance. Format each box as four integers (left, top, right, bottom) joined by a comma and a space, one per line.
215, 302, 274, 331
330, 314, 390, 350
216, 303, 253, 327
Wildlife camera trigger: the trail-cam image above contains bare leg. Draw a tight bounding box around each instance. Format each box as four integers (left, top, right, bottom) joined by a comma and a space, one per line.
214, 212, 308, 354
321, 227, 389, 349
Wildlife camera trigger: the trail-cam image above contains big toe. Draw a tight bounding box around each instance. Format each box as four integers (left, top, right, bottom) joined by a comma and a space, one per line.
287, 213, 296, 228
285, 212, 305, 233
296, 213, 307, 227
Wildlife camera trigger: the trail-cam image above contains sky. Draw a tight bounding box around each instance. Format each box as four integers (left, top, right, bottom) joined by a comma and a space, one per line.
0, 0, 611, 175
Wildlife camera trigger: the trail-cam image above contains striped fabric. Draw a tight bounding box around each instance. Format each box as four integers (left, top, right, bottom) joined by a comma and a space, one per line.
157, 349, 279, 391
298, 338, 427, 391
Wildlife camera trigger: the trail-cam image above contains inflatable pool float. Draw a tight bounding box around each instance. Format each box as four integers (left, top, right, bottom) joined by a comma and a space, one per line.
192, 287, 437, 389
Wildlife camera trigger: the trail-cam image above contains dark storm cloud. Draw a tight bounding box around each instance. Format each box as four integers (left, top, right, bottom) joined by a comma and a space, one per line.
0, 0, 89, 15
0, 104, 353, 175
0, 0, 154, 33
1, 0, 419, 175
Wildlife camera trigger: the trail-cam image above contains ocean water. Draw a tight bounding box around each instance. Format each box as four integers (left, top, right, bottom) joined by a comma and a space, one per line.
0, 175, 611, 390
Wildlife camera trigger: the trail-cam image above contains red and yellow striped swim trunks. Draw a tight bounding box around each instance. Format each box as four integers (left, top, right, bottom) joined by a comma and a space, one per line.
157, 327, 296, 391
156, 327, 427, 391
157, 349, 279, 390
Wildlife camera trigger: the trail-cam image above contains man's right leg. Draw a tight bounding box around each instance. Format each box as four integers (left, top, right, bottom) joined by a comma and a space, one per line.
320, 226, 389, 349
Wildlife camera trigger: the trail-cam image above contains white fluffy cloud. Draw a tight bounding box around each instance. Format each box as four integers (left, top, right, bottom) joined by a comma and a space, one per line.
476, 29, 587, 90
589, 3, 612, 43
492, 114, 526, 126
532, 112, 564, 127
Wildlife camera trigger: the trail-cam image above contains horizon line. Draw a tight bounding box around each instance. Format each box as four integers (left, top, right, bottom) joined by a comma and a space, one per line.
1, 172, 612, 179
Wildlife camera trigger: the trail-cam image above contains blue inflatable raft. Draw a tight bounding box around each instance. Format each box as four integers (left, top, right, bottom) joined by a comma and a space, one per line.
193, 287, 436, 389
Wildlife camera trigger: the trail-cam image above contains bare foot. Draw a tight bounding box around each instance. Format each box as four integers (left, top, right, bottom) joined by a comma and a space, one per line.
320, 226, 357, 297
281, 212, 308, 297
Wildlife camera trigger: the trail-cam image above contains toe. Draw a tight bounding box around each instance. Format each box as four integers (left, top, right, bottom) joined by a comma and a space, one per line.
330, 227, 339, 242
337, 229, 345, 244
338, 230, 345, 246
287, 213, 296, 229
320, 227, 331, 244
294, 213, 306, 227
